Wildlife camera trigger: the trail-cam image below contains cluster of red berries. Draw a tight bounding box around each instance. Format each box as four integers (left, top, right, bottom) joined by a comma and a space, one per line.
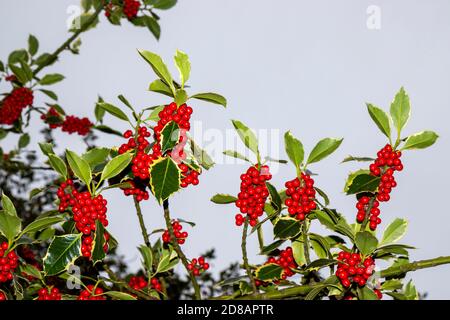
119, 127, 155, 201
162, 220, 188, 244
120, 127, 155, 179
356, 145, 404, 230
335, 251, 375, 288
284, 173, 317, 221
234, 165, 272, 227
104, 3, 115, 18
123, 0, 140, 19
81, 234, 109, 259
40, 107, 62, 129
40, 108, 93, 136
187, 257, 209, 276
0, 87, 33, 125
60, 115, 93, 136
57, 180, 109, 234
37, 287, 62, 300
0, 242, 18, 283
77, 285, 106, 300
370, 144, 403, 202
57, 179, 109, 258
356, 196, 381, 230
255, 247, 297, 286
128, 276, 162, 292
122, 180, 150, 202
0, 292, 6, 300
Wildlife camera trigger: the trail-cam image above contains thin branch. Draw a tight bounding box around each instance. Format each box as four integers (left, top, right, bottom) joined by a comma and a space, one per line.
33, 5, 103, 76
302, 221, 311, 265
242, 218, 257, 293
380, 255, 450, 278
162, 199, 202, 300
133, 196, 150, 247
214, 255, 450, 300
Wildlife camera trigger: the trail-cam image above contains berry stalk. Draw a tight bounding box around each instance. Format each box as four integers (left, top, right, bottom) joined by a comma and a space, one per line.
133, 195, 151, 247
241, 217, 258, 294
162, 199, 202, 300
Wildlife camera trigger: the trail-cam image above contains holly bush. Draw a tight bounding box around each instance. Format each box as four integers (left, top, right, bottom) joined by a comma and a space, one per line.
0, 0, 447, 301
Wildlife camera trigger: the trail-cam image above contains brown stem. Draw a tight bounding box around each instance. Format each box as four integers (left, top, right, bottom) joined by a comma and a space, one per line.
162, 199, 202, 300
242, 218, 258, 293
33, 5, 103, 76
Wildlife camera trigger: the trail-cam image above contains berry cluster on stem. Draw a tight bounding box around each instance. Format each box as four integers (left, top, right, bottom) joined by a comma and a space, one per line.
335, 251, 375, 288
235, 165, 272, 227
0, 242, 18, 283
356, 144, 404, 230
0, 87, 33, 125
162, 220, 188, 245
56, 179, 109, 258
41, 107, 93, 136
128, 275, 162, 292
37, 287, 62, 300
187, 256, 209, 276
77, 285, 105, 300
284, 173, 317, 221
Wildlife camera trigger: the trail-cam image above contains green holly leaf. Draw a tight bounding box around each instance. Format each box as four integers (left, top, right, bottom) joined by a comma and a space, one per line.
390, 87, 411, 137
97, 102, 130, 122
148, 80, 174, 97
210, 194, 237, 204
22, 216, 64, 235
39, 73, 65, 85
355, 231, 378, 256
402, 131, 439, 150
273, 217, 301, 240
91, 221, 106, 264
174, 50, 190, 87
307, 138, 343, 164
100, 152, 133, 183
0, 210, 22, 243
82, 148, 110, 168
380, 218, 408, 246
160, 121, 180, 154
284, 131, 304, 168
345, 171, 380, 195
190, 92, 227, 108
47, 154, 68, 179
2, 193, 17, 217
149, 157, 181, 203
28, 34, 39, 56
138, 50, 175, 95
367, 103, 391, 139
254, 263, 284, 281
231, 120, 259, 157
66, 150, 92, 187
43, 234, 82, 276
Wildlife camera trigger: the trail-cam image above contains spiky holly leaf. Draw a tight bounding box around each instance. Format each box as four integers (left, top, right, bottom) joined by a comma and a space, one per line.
43, 234, 82, 276
254, 263, 284, 281
273, 217, 301, 240
160, 121, 180, 154
91, 220, 106, 264
149, 157, 181, 203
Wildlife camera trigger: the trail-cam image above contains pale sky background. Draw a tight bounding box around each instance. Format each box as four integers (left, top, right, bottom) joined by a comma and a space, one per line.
1, 0, 450, 299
